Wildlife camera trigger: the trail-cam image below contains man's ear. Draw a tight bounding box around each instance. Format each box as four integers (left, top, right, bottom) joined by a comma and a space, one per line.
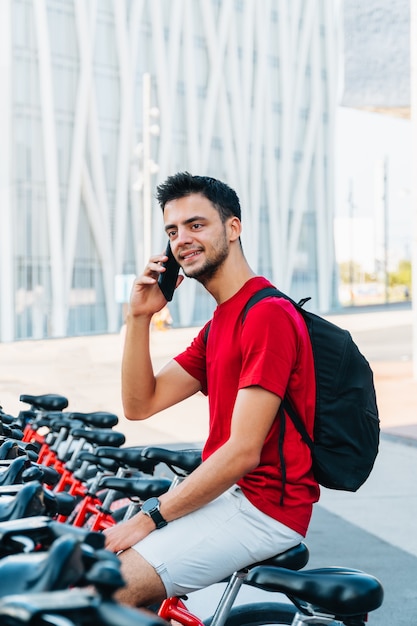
228, 216, 242, 242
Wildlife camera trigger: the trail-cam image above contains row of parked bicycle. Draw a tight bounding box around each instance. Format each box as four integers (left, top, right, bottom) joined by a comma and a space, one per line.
0, 392, 384, 625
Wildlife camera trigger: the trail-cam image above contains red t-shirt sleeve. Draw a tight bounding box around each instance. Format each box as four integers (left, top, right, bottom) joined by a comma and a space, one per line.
174, 324, 209, 395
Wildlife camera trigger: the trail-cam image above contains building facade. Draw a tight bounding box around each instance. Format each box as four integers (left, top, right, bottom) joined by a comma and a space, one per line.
0, 0, 341, 341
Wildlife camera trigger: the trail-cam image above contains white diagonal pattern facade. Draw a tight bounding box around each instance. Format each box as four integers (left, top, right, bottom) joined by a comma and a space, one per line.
0, 0, 340, 340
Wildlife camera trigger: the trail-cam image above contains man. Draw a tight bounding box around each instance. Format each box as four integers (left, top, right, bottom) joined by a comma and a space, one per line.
104, 172, 319, 607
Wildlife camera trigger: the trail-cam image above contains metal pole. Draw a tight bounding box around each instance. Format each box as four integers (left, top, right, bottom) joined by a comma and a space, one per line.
348, 179, 355, 305
142, 72, 152, 267
383, 157, 389, 304
0, 0, 14, 341
411, 0, 417, 379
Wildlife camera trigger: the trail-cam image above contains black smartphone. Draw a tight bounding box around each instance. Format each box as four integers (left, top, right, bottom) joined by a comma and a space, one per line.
157, 242, 180, 301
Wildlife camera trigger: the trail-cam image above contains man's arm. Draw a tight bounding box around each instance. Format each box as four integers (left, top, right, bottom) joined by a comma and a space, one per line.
122, 256, 200, 421
159, 385, 281, 512
104, 385, 281, 552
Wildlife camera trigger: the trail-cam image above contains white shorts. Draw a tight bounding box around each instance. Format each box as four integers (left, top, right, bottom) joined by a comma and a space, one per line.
132, 485, 303, 597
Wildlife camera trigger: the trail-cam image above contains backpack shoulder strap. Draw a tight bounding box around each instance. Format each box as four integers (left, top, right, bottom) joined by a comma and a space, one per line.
203, 285, 314, 499
282, 398, 314, 450
203, 286, 282, 343
241, 287, 282, 322
242, 287, 311, 322
242, 287, 314, 450
203, 322, 211, 344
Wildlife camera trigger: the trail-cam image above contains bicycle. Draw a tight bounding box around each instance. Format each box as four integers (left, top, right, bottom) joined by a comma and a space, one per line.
0, 590, 167, 626
1, 404, 171, 531
109, 447, 384, 626
0, 517, 167, 626
18, 394, 70, 447
0, 505, 383, 625
0, 407, 385, 625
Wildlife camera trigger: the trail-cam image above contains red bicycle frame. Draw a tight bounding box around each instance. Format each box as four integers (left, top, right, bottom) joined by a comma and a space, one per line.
158, 597, 203, 626
55, 474, 115, 529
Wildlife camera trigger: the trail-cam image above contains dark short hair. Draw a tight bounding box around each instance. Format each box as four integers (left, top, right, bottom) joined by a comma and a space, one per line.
156, 172, 241, 222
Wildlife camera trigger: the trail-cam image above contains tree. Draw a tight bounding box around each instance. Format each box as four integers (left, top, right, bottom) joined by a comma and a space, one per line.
389, 260, 411, 290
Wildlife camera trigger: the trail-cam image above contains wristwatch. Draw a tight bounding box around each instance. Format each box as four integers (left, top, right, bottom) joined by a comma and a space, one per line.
141, 497, 168, 529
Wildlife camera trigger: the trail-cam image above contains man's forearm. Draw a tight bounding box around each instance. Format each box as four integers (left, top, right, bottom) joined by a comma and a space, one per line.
158, 386, 280, 521
103, 439, 258, 553
122, 313, 156, 420
158, 440, 259, 521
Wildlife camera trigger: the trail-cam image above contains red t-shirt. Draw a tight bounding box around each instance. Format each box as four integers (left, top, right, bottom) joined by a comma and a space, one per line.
174, 276, 319, 536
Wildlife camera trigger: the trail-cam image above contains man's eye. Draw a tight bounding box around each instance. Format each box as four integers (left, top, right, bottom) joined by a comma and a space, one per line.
192, 223, 202, 230
167, 230, 177, 238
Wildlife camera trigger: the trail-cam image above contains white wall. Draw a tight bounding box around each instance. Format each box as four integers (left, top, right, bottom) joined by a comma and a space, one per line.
1, 0, 341, 340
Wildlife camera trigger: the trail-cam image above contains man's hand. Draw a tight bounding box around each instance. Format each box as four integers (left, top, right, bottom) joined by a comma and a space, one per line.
129, 253, 183, 318
103, 511, 156, 553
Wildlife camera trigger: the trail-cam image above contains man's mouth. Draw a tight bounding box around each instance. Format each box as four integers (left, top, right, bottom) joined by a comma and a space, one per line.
181, 250, 202, 261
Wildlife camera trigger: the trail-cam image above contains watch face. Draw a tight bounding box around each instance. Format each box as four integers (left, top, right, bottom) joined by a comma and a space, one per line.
142, 497, 159, 513
141, 497, 167, 529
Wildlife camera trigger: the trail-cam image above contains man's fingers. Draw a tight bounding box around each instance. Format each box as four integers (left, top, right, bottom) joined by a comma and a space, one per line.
145, 256, 168, 276
137, 275, 157, 286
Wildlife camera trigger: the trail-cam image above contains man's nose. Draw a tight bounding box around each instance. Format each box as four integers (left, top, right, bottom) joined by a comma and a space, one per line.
176, 227, 193, 246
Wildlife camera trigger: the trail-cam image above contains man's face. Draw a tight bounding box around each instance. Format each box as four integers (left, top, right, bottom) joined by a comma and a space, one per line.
163, 194, 230, 283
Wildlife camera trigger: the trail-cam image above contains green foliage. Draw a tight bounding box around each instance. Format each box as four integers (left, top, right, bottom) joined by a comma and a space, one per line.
339, 259, 411, 288
338, 259, 412, 303
389, 260, 411, 289
338, 261, 363, 284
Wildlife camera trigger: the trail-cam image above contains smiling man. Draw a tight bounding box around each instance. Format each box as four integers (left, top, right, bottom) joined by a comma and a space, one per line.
104, 172, 319, 608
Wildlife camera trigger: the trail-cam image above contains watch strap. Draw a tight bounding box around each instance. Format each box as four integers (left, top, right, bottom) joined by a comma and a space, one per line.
148, 507, 167, 529
142, 498, 168, 529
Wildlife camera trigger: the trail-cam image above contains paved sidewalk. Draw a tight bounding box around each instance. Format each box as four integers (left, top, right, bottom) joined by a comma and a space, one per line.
0, 307, 416, 624
1, 309, 416, 446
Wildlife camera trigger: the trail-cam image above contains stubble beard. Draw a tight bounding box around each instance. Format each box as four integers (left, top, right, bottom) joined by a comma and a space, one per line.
181, 229, 229, 286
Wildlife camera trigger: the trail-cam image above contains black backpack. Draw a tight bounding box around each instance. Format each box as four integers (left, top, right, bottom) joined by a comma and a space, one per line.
205, 286, 380, 493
